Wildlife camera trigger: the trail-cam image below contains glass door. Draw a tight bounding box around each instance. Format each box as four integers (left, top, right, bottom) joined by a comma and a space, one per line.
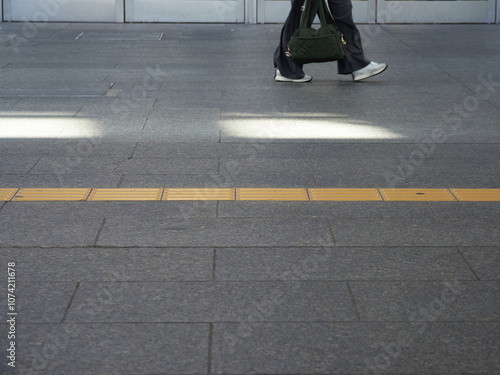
124, 0, 245, 22
377, 0, 496, 23
3, 0, 123, 22
2, 0, 498, 24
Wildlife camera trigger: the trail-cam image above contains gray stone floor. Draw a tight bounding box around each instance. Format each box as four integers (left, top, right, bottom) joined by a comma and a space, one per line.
0, 21, 499, 374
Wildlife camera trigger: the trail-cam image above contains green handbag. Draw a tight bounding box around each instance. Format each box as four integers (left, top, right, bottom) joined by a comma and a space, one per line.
286, 0, 346, 64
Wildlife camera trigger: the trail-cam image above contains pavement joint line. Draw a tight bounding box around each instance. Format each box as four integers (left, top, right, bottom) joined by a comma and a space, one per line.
346, 282, 361, 322
305, 187, 312, 201
449, 189, 460, 201
0, 188, 500, 201
0, 188, 19, 202
160, 187, 167, 201
61, 282, 81, 323
455, 247, 482, 281
84, 188, 93, 201
207, 323, 214, 375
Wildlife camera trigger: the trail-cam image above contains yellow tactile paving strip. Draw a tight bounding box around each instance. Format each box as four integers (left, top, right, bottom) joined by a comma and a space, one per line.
1, 188, 500, 202
88, 189, 163, 201
379, 189, 456, 201
236, 188, 309, 201
12, 188, 91, 201
451, 189, 500, 201
163, 188, 235, 201
309, 188, 382, 201
0, 189, 18, 201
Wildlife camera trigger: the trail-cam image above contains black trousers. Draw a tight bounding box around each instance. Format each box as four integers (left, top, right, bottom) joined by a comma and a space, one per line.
273, 0, 370, 79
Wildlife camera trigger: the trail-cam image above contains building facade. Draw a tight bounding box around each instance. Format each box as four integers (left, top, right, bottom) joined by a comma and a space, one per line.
1, 0, 499, 24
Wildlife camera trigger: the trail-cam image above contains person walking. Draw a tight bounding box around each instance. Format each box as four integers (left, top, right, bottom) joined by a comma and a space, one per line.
274, 0, 387, 82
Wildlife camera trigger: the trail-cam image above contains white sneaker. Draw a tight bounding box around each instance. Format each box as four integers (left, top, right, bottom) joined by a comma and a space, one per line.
275, 69, 312, 83
352, 61, 387, 82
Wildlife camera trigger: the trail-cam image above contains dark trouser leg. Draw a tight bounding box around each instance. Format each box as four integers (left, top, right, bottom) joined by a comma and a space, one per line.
273, 0, 307, 79
327, 0, 370, 74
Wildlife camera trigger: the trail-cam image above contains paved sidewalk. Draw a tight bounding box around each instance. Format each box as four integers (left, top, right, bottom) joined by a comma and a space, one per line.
0, 22, 499, 374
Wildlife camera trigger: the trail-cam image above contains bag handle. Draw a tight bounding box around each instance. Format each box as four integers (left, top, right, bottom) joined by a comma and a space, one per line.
299, 0, 334, 29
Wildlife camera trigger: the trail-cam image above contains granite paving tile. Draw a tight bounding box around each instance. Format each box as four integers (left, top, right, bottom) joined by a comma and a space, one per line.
0, 200, 216, 218
0, 98, 20, 107
0, 202, 104, 247
330, 218, 500, 246
215, 247, 476, 281
429, 203, 500, 219
119, 173, 231, 188
0, 282, 76, 323
392, 161, 500, 188
460, 247, 500, 280
308, 156, 400, 172
5, 323, 208, 375
431, 104, 500, 132
152, 97, 223, 109
212, 322, 500, 374
224, 117, 403, 143
113, 157, 219, 175
0, 248, 214, 282
0, 140, 115, 158
0, 82, 109, 97
217, 158, 310, 175
303, 143, 415, 158
0, 174, 121, 188
66, 281, 356, 323
425, 58, 500, 82
312, 164, 404, 187
0, 114, 81, 140
221, 99, 292, 117
350, 281, 500, 322
0, 67, 109, 83
218, 202, 434, 218
2, 109, 86, 118
50, 141, 138, 158
144, 89, 223, 101
65, 117, 147, 134
133, 142, 220, 158
147, 107, 221, 119
442, 129, 500, 143
222, 143, 307, 158
12, 96, 91, 109
219, 117, 299, 143
120, 172, 317, 188
140, 122, 222, 142
222, 88, 286, 101
95, 201, 217, 218
216, 173, 318, 187
0, 156, 40, 174
97, 217, 334, 247
406, 143, 500, 161
133, 142, 307, 159
29, 157, 123, 175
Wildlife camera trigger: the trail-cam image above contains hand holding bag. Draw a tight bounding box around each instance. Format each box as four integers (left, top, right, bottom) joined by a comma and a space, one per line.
286, 0, 346, 64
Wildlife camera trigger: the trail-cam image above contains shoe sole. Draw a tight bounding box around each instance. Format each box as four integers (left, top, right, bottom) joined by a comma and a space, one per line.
274, 75, 313, 83
353, 64, 388, 82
